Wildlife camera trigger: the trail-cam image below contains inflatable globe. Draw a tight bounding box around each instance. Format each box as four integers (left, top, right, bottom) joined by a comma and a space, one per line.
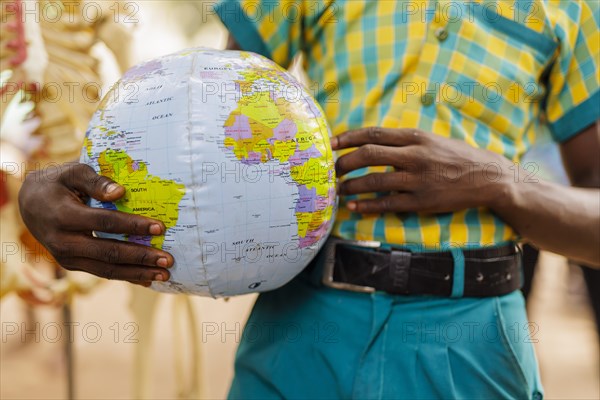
80, 48, 337, 297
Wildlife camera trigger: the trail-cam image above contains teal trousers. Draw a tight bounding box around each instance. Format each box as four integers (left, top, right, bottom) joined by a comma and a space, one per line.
228, 254, 543, 399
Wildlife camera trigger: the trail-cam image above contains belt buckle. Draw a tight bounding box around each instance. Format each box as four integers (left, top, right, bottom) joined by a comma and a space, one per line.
321, 238, 380, 293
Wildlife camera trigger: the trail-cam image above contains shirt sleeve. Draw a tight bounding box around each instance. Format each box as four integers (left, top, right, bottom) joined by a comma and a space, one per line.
213, 0, 305, 68
545, 1, 600, 142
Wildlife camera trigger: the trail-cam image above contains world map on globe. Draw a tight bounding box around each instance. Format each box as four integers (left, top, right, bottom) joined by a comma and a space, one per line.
81, 48, 337, 297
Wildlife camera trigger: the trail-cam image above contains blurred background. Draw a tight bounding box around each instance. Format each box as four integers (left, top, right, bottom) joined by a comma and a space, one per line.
1, 1, 598, 399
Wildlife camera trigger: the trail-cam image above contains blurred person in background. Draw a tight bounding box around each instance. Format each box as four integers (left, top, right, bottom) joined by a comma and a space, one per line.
18, 1, 600, 399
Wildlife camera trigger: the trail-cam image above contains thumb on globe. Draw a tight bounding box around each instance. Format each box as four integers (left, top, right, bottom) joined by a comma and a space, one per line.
94, 179, 125, 202
103, 182, 125, 199
65, 164, 125, 202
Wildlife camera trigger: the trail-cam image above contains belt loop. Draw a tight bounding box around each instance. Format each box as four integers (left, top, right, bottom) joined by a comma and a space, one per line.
516, 243, 524, 289
449, 247, 465, 298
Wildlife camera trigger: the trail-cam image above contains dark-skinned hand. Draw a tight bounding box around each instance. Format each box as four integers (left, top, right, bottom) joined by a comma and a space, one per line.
18, 163, 174, 286
333, 127, 514, 214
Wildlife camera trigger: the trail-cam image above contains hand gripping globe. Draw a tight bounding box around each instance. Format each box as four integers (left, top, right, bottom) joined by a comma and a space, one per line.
81, 48, 337, 297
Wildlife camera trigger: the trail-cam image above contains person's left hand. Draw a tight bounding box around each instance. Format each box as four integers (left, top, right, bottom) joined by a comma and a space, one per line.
333, 127, 515, 214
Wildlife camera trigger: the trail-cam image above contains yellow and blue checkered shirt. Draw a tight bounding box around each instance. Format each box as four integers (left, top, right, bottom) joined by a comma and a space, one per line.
215, 0, 600, 250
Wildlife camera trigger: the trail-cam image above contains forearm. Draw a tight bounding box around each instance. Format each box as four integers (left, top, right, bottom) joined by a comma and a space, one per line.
492, 175, 600, 267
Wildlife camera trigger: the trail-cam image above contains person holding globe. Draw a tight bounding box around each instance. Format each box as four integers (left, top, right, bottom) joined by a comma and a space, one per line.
18, 1, 599, 399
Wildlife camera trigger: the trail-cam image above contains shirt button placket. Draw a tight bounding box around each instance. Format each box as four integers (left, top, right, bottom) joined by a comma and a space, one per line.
421, 93, 435, 106
434, 27, 449, 42
422, 23, 449, 107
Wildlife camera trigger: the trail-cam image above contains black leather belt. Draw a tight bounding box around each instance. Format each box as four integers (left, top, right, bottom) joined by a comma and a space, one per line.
319, 238, 522, 297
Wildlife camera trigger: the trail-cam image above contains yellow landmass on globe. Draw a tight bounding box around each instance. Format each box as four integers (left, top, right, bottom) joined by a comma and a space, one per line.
98, 149, 185, 249
296, 207, 334, 238
239, 91, 282, 128
290, 157, 332, 197
272, 140, 297, 163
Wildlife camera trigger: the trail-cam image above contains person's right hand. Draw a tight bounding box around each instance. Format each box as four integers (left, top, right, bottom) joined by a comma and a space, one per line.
18, 163, 174, 286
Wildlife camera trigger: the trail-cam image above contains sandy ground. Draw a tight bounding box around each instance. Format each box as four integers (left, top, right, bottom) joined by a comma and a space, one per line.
1, 251, 599, 400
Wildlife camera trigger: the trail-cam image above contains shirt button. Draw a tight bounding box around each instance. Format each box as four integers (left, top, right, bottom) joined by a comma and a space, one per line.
435, 27, 449, 42
421, 93, 435, 106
